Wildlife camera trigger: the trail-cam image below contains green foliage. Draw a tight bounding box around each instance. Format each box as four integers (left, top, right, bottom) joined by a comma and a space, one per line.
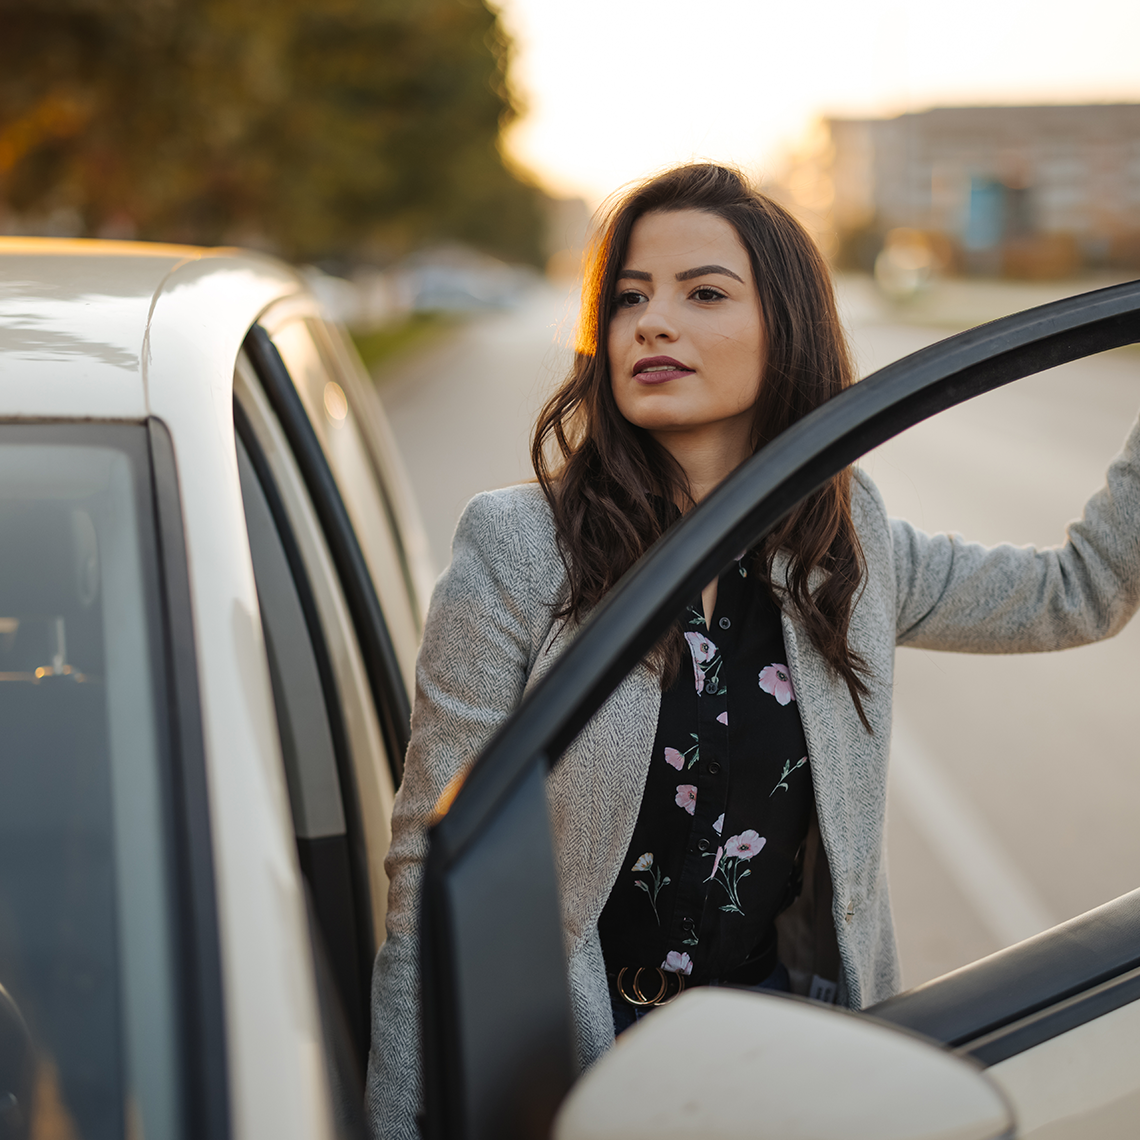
0, 0, 547, 264
350, 310, 462, 376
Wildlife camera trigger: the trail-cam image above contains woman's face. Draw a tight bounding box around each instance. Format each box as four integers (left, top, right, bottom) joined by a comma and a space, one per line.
607, 208, 765, 455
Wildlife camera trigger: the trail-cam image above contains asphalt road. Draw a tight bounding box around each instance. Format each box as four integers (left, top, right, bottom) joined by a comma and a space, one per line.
377, 275, 1140, 990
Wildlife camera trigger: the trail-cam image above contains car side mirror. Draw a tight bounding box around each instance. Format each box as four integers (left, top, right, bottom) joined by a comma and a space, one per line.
554, 988, 1014, 1140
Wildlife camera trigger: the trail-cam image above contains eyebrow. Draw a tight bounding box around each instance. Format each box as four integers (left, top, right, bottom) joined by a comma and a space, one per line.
615, 264, 745, 284
677, 264, 745, 284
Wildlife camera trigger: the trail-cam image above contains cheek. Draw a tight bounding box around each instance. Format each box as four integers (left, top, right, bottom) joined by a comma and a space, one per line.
729, 319, 765, 403
718, 332, 764, 406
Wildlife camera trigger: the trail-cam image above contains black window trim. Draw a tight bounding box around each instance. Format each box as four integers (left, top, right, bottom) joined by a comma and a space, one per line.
243, 324, 410, 785
233, 396, 377, 1068
421, 278, 1140, 1136
147, 417, 231, 1140
305, 315, 427, 630
869, 886, 1140, 1065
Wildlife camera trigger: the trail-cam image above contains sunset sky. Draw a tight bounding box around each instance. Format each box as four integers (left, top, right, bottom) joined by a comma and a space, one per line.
497, 0, 1140, 206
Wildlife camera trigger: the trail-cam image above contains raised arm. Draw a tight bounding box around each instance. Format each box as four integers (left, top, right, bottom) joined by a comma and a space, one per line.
888, 415, 1140, 653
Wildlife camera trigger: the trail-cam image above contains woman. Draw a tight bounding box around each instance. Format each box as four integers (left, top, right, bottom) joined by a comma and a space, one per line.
367, 164, 1140, 1138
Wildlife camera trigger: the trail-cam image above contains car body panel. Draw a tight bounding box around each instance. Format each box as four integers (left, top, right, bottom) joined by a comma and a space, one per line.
145, 254, 333, 1140
235, 352, 396, 943
0, 238, 182, 418
987, 997, 1140, 1137
0, 239, 333, 1140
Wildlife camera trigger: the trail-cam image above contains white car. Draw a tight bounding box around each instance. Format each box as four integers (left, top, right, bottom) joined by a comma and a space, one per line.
0, 237, 430, 1140
1, 237, 1138, 1140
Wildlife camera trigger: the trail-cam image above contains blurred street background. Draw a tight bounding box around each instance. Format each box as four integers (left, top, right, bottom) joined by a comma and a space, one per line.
5, 0, 1140, 990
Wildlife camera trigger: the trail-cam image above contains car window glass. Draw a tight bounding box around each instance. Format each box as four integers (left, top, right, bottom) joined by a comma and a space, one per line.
268, 319, 421, 694
858, 345, 1140, 986
236, 435, 346, 841
306, 317, 436, 622
0, 429, 180, 1140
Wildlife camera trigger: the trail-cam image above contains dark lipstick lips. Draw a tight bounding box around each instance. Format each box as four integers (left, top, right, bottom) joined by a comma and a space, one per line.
634, 355, 692, 374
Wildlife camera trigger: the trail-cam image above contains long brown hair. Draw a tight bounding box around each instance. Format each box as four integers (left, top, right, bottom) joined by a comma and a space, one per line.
532, 163, 871, 727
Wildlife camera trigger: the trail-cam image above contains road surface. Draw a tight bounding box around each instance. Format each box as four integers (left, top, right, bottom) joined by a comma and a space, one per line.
375, 275, 1140, 989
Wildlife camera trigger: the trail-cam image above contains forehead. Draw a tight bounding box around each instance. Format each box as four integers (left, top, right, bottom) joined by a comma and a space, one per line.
622, 209, 750, 272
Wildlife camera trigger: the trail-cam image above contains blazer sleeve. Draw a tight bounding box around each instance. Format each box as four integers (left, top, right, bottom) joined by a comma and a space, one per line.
891, 413, 1140, 652
365, 489, 550, 1140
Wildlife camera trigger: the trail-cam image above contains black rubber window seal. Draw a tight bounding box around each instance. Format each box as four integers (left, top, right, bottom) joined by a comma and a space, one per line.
243, 325, 410, 784
234, 397, 377, 1062
960, 963, 1140, 1067
147, 417, 231, 1140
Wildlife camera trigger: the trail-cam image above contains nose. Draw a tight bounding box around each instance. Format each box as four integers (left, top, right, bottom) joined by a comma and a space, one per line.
634, 295, 678, 344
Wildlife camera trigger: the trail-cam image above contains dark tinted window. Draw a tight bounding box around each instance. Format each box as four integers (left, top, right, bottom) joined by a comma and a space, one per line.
0, 426, 180, 1140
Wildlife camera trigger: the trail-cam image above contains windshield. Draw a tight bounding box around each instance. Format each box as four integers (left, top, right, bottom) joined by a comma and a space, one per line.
0, 426, 180, 1140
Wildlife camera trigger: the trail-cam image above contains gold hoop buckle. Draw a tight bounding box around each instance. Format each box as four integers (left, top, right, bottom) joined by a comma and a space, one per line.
616, 966, 687, 1007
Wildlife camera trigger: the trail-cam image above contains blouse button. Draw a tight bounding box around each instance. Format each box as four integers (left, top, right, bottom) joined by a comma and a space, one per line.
682, 916, 694, 930
718, 616, 731, 630
708, 762, 721, 775
698, 838, 710, 852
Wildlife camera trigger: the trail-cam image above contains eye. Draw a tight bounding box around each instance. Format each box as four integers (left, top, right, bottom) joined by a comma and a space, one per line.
613, 289, 646, 309
691, 285, 727, 302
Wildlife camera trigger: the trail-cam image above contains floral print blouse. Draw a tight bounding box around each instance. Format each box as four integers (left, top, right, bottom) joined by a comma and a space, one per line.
598, 555, 812, 985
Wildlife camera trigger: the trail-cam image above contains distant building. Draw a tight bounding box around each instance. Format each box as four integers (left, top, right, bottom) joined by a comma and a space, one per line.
789, 105, 1140, 277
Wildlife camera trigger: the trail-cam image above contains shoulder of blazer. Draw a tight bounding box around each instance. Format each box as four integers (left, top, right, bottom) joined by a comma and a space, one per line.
453, 481, 567, 615
459, 482, 560, 568
851, 465, 890, 535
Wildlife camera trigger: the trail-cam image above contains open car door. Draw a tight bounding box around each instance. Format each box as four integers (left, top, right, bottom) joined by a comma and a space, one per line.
419, 279, 1140, 1140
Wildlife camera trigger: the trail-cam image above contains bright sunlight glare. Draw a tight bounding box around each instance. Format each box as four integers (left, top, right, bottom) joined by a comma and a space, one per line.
497, 0, 1140, 206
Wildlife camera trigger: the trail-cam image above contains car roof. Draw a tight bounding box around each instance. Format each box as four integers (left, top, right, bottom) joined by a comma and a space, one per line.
0, 237, 306, 420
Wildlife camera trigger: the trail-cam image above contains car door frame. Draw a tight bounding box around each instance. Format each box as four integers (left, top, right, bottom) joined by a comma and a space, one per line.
419, 278, 1140, 1140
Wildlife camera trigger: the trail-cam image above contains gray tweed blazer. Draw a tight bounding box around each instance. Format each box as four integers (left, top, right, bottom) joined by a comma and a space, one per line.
367, 416, 1140, 1140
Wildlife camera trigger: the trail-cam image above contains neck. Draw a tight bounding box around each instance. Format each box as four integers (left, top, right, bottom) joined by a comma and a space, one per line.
652, 424, 753, 505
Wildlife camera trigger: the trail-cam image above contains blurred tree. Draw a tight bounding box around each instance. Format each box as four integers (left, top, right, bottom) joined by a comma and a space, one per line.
0, 0, 548, 264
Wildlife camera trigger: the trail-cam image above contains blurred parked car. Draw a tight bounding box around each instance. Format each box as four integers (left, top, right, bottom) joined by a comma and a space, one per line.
1, 237, 1139, 1140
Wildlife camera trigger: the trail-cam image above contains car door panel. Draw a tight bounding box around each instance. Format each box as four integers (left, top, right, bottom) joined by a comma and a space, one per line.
420, 279, 1140, 1140
235, 424, 369, 1059
868, 887, 1140, 1054
986, 996, 1140, 1138
234, 351, 396, 957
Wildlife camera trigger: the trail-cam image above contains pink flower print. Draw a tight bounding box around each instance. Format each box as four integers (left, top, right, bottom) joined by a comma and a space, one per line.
705, 844, 723, 882
713, 813, 724, 836
716, 711, 728, 725
664, 747, 685, 771
630, 852, 653, 872
759, 663, 796, 706
662, 950, 693, 976
685, 631, 718, 664
724, 830, 766, 860
675, 784, 697, 815
684, 631, 718, 694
